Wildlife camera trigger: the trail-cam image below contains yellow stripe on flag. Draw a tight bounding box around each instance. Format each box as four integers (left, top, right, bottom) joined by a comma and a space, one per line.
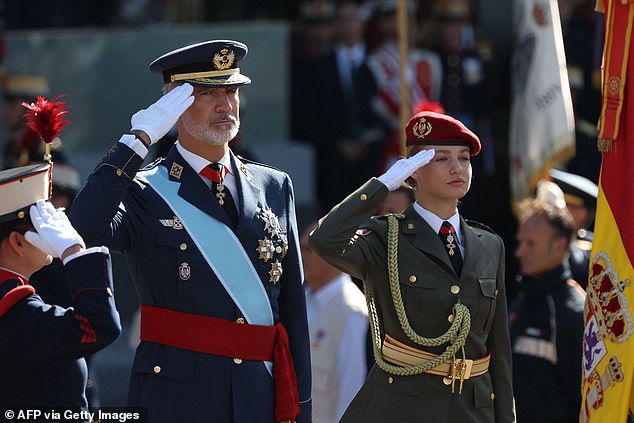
581, 186, 634, 422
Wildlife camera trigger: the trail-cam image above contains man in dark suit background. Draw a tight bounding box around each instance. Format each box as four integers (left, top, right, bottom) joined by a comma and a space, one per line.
70, 40, 311, 423
302, 0, 377, 213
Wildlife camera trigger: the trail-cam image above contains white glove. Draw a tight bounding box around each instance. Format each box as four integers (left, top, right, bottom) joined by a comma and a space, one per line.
130, 83, 195, 145
25, 200, 86, 258
377, 149, 436, 191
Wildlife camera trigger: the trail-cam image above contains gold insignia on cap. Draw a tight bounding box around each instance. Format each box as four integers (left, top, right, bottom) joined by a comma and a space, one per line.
412, 117, 433, 139
213, 49, 235, 70
170, 163, 184, 179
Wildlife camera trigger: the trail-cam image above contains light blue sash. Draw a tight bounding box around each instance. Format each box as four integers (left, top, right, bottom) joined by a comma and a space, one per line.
141, 166, 274, 328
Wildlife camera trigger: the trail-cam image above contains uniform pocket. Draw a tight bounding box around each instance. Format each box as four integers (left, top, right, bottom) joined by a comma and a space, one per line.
134, 345, 198, 382
401, 274, 446, 334
473, 380, 495, 408
476, 277, 497, 334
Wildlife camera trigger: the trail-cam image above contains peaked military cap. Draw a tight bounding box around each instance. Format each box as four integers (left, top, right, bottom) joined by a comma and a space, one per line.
405, 111, 481, 156
549, 168, 598, 209
0, 163, 51, 224
149, 40, 252, 87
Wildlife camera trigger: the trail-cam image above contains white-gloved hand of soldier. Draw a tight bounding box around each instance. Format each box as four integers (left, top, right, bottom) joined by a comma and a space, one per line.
25, 200, 86, 258
377, 149, 436, 191
130, 83, 195, 146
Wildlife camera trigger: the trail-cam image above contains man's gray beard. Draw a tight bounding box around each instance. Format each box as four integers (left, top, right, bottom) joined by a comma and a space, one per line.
181, 113, 240, 146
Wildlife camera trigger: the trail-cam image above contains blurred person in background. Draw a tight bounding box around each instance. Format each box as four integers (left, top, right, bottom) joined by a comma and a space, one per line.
301, 221, 367, 423
426, 0, 497, 224
510, 198, 585, 423
301, 0, 375, 214
356, 0, 443, 173
550, 168, 598, 288
1, 74, 51, 169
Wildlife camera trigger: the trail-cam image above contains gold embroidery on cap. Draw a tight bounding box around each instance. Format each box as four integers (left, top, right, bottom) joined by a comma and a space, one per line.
412, 117, 433, 139
213, 49, 235, 70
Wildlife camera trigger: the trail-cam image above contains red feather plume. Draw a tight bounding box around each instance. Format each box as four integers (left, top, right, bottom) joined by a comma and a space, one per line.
21, 94, 71, 144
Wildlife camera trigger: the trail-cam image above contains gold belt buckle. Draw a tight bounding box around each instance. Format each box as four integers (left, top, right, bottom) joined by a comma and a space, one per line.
448, 358, 474, 394
460, 358, 474, 380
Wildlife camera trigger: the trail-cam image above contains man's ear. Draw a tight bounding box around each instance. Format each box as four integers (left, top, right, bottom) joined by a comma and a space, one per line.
7, 231, 24, 255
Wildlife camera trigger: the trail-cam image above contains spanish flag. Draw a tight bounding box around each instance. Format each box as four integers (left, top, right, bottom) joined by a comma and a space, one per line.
581, 1, 634, 422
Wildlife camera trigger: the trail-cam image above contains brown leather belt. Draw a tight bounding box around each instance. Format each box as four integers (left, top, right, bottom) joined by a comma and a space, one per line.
382, 334, 490, 380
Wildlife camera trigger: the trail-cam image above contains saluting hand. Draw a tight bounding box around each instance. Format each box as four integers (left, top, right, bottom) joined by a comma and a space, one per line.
25, 200, 86, 259
377, 149, 436, 191
130, 83, 195, 146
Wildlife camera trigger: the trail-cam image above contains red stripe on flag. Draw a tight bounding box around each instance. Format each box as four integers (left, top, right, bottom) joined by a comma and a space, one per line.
600, 37, 634, 258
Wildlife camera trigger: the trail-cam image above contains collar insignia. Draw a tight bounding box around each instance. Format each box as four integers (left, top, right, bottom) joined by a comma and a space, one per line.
239, 162, 251, 179
169, 163, 184, 179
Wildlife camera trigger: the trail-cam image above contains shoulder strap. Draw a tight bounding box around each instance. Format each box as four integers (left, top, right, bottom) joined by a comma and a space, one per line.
0, 285, 35, 318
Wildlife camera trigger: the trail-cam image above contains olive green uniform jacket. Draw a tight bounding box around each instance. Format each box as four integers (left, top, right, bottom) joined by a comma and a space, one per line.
309, 179, 515, 422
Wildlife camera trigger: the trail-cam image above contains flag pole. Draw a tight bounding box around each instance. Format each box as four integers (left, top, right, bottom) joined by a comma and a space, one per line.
397, 0, 409, 157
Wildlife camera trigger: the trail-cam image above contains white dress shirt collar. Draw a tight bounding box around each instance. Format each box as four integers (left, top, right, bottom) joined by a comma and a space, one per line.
175, 142, 240, 209
175, 141, 233, 176
412, 202, 463, 247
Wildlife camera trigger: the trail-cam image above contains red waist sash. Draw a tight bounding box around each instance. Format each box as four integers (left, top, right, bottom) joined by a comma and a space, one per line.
140, 304, 299, 422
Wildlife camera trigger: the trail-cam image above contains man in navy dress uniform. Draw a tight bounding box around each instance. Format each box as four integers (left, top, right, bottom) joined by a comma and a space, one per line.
70, 40, 311, 423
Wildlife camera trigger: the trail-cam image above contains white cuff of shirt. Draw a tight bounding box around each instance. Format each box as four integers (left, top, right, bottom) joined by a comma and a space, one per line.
63, 246, 110, 265
118, 133, 149, 158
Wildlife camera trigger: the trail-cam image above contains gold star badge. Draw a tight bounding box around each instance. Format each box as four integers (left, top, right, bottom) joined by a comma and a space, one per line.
257, 238, 275, 262
269, 260, 283, 285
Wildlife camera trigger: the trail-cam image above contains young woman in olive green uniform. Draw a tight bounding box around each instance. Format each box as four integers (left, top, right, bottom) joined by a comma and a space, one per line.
309, 111, 515, 422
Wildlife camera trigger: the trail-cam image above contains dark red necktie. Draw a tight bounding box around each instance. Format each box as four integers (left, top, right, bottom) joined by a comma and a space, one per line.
439, 221, 463, 275
200, 163, 238, 228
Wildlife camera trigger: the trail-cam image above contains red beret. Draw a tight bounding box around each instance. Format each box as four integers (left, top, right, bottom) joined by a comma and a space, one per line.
405, 111, 481, 156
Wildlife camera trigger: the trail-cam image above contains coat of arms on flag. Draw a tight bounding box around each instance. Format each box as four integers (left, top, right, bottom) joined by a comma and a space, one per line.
580, 0, 634, 421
